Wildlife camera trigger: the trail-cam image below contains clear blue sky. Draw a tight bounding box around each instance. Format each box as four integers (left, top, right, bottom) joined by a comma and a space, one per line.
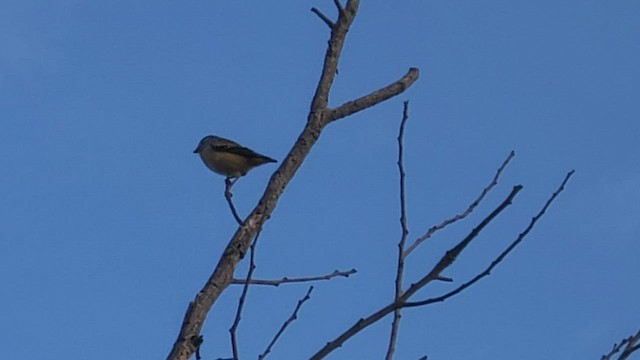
1, 1, 639, 359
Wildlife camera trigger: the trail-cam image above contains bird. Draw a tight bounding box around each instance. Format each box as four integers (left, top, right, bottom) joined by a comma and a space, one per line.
193, 135, 277, 183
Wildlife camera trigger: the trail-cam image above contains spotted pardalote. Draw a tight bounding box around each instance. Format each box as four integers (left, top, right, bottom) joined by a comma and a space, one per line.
193, 135, 277, 179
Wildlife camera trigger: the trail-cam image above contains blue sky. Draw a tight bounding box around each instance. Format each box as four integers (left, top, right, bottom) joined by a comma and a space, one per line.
1, 1, 639, 359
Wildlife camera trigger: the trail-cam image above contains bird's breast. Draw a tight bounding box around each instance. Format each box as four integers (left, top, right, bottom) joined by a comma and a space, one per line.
199, 150, 249, 178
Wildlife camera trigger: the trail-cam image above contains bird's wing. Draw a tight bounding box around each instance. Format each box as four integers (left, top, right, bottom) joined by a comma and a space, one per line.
212, 136, 242, 148
213, 144, 265, 160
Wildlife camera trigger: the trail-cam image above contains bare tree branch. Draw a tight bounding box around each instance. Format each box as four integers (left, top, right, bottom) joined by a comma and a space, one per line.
328, 68, 419, 123
333, 0, 345, 14
310, 8, 334, 29
229, 232, 260, 360
230, 268, 356, 286
601, 329, 640, 360
224, 178, 244, 226
310, 167, 574, 359
404, 151, 515, 257
400, 185, 523, 302
309, 185, 523, 360
385, 101, 411, 360
258, 286, 314, 360
403, 170, 575, 308
310, 0, 359, 112
166, 1, 419, 358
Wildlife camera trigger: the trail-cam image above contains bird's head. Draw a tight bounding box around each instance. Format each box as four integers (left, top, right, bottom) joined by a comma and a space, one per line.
193, 135, 218, 153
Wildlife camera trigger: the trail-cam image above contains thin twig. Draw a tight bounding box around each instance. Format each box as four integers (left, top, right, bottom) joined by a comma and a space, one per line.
400, 185, 523, 302
601, 329, 640, 360
229, 231, 260, 359
403, 170, 575, 308
309, 185, 523, 360
258, 286, 314, 360
225, 178, 244, 225
230, 268, 356, 286
385, 101, 410, 360
311, 8, 334, 29
403, 151, 515, 257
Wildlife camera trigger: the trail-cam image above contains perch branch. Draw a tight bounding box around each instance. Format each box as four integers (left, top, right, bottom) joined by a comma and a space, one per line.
225, 178, 244, 225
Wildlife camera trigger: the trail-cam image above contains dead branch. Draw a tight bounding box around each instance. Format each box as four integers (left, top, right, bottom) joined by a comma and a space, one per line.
230, 268, 356, 286
166, 1, 418, 358
224, 178, 244, 225
311, 8, 334, 29
403, 151, 515, 256
328, 68, 419, 123
258, 286, 314, 360
333, 0, 345, 14
400, 185, 523, 301
309, 185, 523, 360
229, 232, 260, 359
403, 170, 575, 308
385, 101, 411, 360
601, 329, 640, 360
309, 168, 573, 359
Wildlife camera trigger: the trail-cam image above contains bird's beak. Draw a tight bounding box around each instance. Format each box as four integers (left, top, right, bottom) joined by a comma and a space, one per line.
193, 145, 200, 154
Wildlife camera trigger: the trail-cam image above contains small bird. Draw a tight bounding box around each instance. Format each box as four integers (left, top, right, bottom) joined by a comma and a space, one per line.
193, 135, 277, 182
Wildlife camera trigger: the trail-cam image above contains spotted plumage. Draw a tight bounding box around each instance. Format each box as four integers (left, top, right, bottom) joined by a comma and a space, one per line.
193, 135, 276, 179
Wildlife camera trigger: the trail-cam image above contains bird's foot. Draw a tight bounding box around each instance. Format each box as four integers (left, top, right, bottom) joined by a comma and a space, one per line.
225, 177, 238, 198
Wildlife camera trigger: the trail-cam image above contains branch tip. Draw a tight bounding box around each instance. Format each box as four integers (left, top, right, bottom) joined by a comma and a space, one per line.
311, 7, 334, 29
259, 286, 315, 359
230, 268, 357, 287
404, 150, 516, 256
402, 171, 574, 309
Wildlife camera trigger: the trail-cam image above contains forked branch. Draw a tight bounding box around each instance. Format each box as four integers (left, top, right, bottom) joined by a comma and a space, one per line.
309, 171, 573, 360
403, 150, 515, 256
166, 1, 419, 359
309, 185, 522, 360
403, 170, 575, 308
601, 329, 640, 360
